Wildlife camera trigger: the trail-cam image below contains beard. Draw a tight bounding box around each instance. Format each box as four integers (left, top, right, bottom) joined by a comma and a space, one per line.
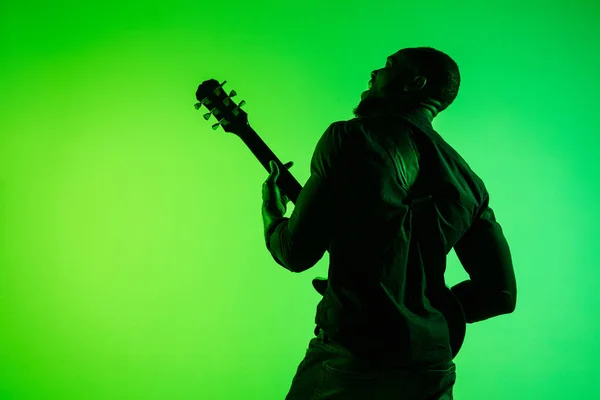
352, 91, 411, 118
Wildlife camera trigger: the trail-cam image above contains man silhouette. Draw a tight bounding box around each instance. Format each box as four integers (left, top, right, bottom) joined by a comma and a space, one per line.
262, 47, 517, 399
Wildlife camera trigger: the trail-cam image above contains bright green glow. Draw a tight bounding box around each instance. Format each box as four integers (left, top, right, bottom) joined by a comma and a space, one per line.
1, 1, 598, 399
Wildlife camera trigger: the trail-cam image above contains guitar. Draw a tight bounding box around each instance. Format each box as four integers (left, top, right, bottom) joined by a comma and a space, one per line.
194, 79, 466, 358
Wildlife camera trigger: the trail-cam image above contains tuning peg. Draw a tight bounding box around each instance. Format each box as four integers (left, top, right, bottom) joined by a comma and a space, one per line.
213, 80, 227, 95
211, 120, 224, 130
229, 90, 237, 98
233, 100, 246, 114
194, 98, 210, 110
203, 112, 212, 120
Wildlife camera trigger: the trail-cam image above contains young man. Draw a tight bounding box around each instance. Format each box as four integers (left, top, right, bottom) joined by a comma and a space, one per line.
262, 47, 517, 399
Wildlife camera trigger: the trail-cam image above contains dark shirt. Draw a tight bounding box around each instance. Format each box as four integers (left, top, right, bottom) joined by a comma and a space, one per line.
265, 109, 516, 366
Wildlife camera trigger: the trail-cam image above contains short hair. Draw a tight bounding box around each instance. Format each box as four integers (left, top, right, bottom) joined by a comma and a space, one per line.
395, 47, 461, 112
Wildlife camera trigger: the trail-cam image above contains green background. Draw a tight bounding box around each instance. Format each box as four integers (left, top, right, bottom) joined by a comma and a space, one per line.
1, 1, 598, 399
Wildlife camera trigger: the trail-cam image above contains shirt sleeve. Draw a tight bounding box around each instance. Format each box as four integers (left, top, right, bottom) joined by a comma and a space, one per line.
266, 122, 343, 272
451, 191, 517, 322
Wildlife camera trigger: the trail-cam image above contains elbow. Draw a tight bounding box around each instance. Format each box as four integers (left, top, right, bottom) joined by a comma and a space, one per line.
279, 253, 309, 273
286, 251, 322, 273
288, 258, 317, 273
500, 290, 517, 314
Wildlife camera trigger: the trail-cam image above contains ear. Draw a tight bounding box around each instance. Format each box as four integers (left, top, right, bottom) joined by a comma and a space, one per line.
404, 76, 427, 92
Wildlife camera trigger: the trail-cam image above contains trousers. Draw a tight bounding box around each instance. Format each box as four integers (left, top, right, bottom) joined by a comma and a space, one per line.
285, 329, 456, 399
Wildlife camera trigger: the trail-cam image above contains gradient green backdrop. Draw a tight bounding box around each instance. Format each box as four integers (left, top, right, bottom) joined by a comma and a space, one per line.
1, 1, 599, 399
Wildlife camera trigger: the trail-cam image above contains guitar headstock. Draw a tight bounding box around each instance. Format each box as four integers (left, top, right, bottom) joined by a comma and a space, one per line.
194, 79, 249, 137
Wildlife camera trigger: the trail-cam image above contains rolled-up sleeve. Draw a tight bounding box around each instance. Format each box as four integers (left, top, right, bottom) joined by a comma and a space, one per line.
266, 122, 343, 272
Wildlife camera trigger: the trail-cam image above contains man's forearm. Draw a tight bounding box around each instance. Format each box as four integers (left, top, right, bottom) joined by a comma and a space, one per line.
451, 280, 516, 323
261, 207, 293, 271
262, 206, 285, 243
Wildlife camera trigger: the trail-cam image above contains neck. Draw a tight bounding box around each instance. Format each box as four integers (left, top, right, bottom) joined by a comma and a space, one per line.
417, 102, 439, 120
353, 95, 442, 121
396, 103, 437, 122
408, 96, 442, 120
388, 95, 440, 119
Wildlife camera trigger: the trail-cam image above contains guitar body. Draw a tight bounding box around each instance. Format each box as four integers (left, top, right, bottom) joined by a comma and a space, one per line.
195, 78, 466, 359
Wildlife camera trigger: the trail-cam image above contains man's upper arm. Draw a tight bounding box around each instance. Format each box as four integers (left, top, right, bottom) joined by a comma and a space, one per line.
454, 192, 517, 306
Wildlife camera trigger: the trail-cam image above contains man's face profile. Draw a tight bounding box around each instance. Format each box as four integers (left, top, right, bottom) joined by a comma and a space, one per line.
353, 52, 409, 118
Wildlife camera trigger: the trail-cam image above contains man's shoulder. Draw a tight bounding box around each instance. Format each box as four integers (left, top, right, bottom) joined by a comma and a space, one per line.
319, 119, 357, 143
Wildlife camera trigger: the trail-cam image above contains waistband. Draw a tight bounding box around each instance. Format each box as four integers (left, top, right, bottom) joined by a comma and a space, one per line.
314, 327, 453, 371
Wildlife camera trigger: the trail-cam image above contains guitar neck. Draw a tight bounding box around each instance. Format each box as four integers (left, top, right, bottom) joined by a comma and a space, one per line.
239, 123, 303, 204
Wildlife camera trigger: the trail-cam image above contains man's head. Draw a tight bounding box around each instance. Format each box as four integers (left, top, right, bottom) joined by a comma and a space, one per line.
352, 47, 460, 119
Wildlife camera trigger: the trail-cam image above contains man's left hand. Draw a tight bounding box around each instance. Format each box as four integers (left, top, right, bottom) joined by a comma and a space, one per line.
262, 160, 294, 217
